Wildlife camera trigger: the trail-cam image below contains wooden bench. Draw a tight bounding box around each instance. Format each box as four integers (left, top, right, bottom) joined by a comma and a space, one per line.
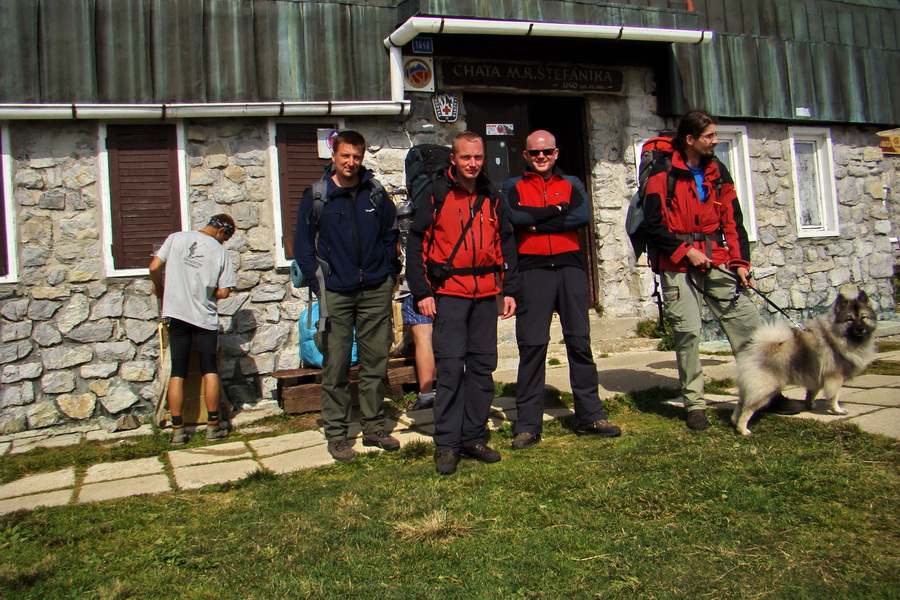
272, 357, 418, 414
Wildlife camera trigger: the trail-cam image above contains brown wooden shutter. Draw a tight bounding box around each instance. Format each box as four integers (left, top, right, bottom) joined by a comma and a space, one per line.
107, 124, 181, 270
276, 124, 333, 260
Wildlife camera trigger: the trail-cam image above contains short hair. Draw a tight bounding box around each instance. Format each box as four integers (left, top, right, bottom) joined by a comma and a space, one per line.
451, 131, 483, 154
673, 110, 716, 153
332, 130, 366, 153
208, 214, 235, 229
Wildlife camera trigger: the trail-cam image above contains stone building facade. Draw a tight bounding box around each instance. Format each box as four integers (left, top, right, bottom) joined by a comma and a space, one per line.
0, 66, 896, 434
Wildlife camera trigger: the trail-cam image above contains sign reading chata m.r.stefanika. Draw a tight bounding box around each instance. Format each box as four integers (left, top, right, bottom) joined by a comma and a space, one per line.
442, 60, 623, 93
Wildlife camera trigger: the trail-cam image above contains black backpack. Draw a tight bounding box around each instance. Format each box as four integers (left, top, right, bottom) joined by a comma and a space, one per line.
400, 144, 452, 225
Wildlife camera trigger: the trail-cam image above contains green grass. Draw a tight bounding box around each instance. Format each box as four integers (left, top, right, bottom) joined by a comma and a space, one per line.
0, 391, 897, 600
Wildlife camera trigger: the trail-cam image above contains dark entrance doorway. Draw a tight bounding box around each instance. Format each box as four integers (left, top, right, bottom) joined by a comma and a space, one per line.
463, 93, 599, 302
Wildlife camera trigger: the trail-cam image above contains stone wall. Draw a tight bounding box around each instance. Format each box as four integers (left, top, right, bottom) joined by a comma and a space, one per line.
0, 92, 896, 435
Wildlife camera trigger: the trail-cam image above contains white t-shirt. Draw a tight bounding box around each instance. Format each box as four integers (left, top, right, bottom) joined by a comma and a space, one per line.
156, 231, 237, 330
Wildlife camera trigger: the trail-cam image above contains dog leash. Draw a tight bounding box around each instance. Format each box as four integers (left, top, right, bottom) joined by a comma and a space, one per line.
712, 266, 809, 331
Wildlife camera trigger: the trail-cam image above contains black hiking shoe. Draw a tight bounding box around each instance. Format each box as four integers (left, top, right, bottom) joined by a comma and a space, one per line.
686, 410, 709, 431
435, 450, 460, 475
460, 443, 501, 463
511, 432, 541, 450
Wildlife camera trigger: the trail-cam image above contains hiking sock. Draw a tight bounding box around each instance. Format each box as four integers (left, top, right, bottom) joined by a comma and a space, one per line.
207, 411, 218, 427
171, 415, 184, 428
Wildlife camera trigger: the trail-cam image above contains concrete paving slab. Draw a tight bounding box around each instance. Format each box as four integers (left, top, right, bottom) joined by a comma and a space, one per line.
843, 374, 900, 389
230, 404, 283, 427
260, 445, 334, 474
173, 459, 261, 490
345, 418, 404, 440
85, 424, 154, 442
78, 474, 171, 503
413, 423, 435, 434
83, 457, 165, 484
235, 425, 277, 436
543, 407, 575, 421
783, 402, 880, 424
491, 407, 517, 422
402, 409, 434, 428
706, 393, 738, 404
836, 387, 900, 407
395, 429, 432, 446
248, 430, 325, 457
0, 489, 73, 515
0, 468, 76, 500
168, 441, 253, 468
0, 442, 9, 455
487, 415, 506, 430
491, 397, 517, 411
848, 408, 900, 439
10, 433, 84, 454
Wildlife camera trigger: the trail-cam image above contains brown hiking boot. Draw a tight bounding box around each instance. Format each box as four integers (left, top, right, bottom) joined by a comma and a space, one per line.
327, 439, 355, 462
575, 419, 622, 437
362, 430, 400, 451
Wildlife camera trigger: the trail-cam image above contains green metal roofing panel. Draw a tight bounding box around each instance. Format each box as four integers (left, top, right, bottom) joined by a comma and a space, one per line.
0, 0, 896, 124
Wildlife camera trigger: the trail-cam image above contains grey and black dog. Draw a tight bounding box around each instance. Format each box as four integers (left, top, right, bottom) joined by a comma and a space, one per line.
732, 290, 877, 436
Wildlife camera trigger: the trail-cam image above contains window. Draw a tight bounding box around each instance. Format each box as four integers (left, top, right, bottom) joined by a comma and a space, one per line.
788, 127, 839, 238
713, 125, 757, 242
101, 123, 186, 274
271, 123, 335, 265
0, 125, 16, 282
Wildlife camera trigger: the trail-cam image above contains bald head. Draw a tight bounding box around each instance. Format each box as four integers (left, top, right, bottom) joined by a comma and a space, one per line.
523, 130, 559, 179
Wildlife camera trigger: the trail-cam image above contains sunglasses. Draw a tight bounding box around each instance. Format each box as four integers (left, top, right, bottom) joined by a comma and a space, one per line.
526, 148, 557, 157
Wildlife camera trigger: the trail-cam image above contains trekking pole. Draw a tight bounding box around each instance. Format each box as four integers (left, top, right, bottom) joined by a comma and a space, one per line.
713, 265, 808, 331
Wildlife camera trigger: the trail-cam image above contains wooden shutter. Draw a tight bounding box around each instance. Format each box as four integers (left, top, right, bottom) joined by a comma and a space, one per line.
107, 125, 181, 269
276, 124, 333, 260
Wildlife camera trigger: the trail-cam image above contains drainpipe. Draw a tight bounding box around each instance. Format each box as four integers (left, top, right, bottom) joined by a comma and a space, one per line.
383, 17, 714, 106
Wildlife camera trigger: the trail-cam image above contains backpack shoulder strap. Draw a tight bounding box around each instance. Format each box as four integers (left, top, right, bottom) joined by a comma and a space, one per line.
368, 178, 387, 209
308, 179, 328, 225
431, 174, 451, 215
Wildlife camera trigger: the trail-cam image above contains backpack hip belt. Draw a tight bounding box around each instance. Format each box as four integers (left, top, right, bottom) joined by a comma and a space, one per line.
675, 230, 724, 261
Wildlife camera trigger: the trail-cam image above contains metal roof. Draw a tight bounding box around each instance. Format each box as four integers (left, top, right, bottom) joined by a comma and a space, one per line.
0, 0, 896, 124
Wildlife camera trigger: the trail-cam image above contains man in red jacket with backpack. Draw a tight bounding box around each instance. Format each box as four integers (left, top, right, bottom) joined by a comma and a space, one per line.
644, 111, 801, 430
406, 131, 519, 475
503, 130, 621, 450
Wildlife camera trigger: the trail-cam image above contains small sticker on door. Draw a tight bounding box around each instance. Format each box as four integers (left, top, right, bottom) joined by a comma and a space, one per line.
486, 124, 514, 136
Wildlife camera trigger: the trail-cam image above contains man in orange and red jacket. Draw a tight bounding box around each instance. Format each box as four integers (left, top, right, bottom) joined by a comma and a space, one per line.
406, 131, 519, 475
502, 130, 620, 451
644, 110, 801, 430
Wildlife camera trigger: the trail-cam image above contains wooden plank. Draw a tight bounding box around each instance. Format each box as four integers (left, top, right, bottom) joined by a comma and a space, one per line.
755, 38, 791, 120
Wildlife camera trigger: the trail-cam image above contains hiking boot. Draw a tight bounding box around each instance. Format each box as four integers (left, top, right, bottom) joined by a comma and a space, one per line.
206, 422, 229, 441
327, 439, 355, 462
435, 450, 460, 475
409, 392, 435, 411
171, 428, 189, 446
362, 430, 400, 451
511, 432, 541, 450
686, 409, 709, 431
460, 443, 501, 463
576, 419, 622, 437
760, 393, 804, 415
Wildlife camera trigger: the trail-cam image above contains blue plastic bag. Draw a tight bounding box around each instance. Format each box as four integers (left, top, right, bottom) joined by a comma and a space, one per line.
299, 302, 358, 368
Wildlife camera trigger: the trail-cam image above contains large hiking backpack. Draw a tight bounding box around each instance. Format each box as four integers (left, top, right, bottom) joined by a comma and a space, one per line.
398, 144, 452, 238
626, 137, 727, 261
625, 137, 676, 261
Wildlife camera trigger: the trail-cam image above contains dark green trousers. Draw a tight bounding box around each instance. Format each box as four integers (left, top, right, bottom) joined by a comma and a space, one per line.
320, 277, 393, 441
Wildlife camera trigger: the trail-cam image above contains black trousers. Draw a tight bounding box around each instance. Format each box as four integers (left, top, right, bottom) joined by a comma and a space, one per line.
432, 295, 499, 452
515, 266, 607, 434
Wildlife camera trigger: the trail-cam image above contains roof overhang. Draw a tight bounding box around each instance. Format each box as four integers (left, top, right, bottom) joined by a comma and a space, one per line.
382, 16, 714, 102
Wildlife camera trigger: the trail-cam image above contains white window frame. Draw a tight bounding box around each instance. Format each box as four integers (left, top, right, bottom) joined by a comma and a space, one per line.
98, 121, 190, 277
0, 124, 18, 283
631, 128, 757, 241
788, 126, 839, 238
268, 118, 344, 268
714, 125, 757, 242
